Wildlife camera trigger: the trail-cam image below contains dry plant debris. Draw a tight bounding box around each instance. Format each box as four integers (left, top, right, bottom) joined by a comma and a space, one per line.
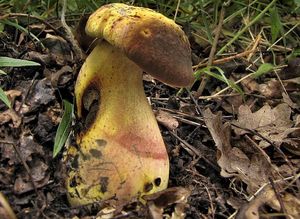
0, 1, 300, 218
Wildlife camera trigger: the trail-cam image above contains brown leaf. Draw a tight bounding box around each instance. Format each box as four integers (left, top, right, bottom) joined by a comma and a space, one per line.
1, 135, 44, 165
220, 94, 244, 114
49, 65, 73, 87
236, 186, 300, 219
282, 92, 299, 109
155, 110, 179, 131
0, 109, 21, 128
19, 79, 56, 114
259, 79, 282, 98
232, 103, 294, 148
236, 186, 278, 219
143, 187, 190, 219
203, 109, 276, 192
13, 159, 49, 195
5, 90, 22, 104
42, 33, 72, 64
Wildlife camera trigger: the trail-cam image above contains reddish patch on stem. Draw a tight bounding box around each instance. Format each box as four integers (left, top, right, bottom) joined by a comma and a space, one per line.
116, 132, 167, 160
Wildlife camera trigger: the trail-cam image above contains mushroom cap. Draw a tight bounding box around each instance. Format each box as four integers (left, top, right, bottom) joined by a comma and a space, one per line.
85, 3, 193, 87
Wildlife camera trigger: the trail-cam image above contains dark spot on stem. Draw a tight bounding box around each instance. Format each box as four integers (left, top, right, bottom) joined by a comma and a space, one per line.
89, 148, 102, 158
81, 153, 91, 161
68, 192, 75, 198
100, 177, 109, 193
154, 178, 161, 187
69, 176, 78, 188
96, 139, 107, 147
144, 182, 153, 192
81, 82, 101, 131
71, 154, 79, 169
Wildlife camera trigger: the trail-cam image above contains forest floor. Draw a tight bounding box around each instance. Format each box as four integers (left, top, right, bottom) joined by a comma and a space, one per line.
1, 1, 300, 219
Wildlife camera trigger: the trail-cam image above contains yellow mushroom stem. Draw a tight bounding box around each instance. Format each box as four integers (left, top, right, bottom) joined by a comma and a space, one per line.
66, 41, 169, 206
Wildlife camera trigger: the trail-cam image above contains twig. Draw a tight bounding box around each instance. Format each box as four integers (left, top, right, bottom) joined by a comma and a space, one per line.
173, 0, 181, 22
193, 48, 256, 69
269, 177, 288, 218
168, 131, 219, 171
61, 0, 83, 61
197, 72, 256, 100
172, 115, 201, 126
247, 33, 262, 61
194, 4, 225, 98
204, 186, 215, 219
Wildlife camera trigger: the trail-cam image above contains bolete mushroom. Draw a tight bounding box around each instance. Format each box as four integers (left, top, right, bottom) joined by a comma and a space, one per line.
65, 3, 193, 206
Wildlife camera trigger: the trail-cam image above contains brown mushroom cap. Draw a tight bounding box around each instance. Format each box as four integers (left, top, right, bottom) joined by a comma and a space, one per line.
85, 3, 193, 87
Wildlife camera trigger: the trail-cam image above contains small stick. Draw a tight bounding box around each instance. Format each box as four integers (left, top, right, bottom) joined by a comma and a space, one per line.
173, 0, 181, 22
269, 177, 288, 217
247, 33, 262, 61
168, 131, 219, 171
194, 4, 226, 98
193, 48, 256, 69
61, 0, 83, 61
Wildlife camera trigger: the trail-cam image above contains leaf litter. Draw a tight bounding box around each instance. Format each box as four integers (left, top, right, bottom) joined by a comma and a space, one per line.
1, 2, 300, 219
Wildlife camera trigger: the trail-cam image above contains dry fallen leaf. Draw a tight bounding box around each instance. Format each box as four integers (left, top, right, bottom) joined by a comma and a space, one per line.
203, 109, 278, 193
143, 187, 190, 219
0, 109, 21, 128
42, 33, 72, 64
282, 92, 299, 109
220, 94, 244, 114
236, 186, 277, 219
50, 65, 73, 87
259, 79, 282, 98
155, 110, 179, 131
236, 185, 300, 219
232, 103, 295, 148
13, 159, 50, 195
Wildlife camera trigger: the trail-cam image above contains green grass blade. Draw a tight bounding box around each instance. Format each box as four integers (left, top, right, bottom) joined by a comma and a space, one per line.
53, 100, 73, 158
0, 19, 44, 48
0, 56, 40, 67
269, 6, 283, 43
252, 63, 274, 78
195, 66, 244, 95
0, 87, 11, 108
217, 0, 277, 55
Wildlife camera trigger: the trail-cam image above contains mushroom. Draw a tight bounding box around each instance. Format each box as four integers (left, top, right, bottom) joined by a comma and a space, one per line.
65, 3, 193, 206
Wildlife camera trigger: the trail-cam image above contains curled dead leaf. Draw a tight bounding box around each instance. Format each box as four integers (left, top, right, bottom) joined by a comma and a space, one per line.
232, 103, 294, 148
203, 108, 277, 192
236, 185, 300, 219
143, 187, 190, 219
155, 110, 179, 131
0, 109, 21, 128
259, 79, 282, 98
